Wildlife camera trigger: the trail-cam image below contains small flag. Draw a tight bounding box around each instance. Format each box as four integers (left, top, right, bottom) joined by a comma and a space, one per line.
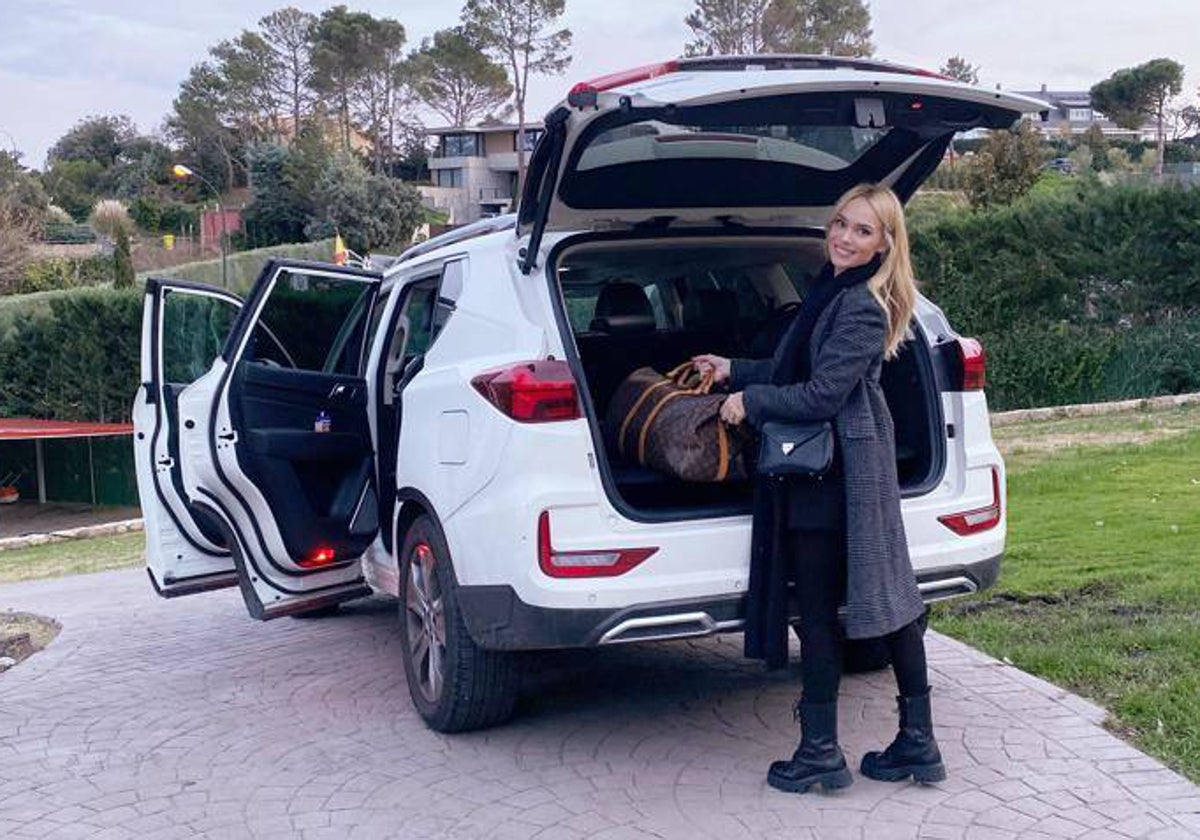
333, 233, 347, 266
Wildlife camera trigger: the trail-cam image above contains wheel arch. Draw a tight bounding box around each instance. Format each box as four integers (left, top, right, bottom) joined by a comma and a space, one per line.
393, 488, 444, 572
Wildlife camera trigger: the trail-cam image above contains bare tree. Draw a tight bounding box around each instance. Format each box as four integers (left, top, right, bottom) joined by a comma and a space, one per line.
0, 203, 35, 294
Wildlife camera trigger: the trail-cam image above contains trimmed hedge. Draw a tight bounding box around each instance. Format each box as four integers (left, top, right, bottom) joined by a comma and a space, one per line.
0, 287, 141, 423
137, 238, 335, 294
0, 240, 340, 422
4, 184, 1199, 424
911, 181, 1200, 409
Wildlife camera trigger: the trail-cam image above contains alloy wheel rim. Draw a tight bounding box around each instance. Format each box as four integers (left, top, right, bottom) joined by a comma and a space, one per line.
405, 542, 446, 703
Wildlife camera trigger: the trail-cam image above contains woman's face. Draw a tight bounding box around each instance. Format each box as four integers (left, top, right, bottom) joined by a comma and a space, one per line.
826, 197, 886, 274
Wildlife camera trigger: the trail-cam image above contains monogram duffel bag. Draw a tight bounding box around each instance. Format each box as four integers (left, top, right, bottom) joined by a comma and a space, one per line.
604, 362, 749, 482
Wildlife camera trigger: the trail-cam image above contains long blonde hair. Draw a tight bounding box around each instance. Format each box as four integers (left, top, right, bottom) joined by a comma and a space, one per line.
828, 184, 917, 360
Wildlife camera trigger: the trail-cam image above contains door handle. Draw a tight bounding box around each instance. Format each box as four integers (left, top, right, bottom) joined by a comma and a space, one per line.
329, 383, 359, 401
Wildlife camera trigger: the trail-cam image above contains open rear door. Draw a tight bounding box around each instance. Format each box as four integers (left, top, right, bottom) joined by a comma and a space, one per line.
174, 260, 383, 619
518, 59, 1047, 260
134, 279, 242, 596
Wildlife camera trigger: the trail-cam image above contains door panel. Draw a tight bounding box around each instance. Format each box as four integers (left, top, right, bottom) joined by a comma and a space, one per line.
133, 279, 241, 597
177, 260, 383, 619
229, 362, 376, 565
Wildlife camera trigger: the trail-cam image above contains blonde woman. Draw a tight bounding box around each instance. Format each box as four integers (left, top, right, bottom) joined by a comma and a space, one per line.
694, 183, 943, 793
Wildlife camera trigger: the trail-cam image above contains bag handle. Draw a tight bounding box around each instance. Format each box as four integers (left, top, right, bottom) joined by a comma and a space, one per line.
667, 361, 713, 394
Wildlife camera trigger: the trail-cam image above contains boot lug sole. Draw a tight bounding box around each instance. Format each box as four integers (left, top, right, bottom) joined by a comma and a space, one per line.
767, 767, 854, 793
861, 762, 947, 784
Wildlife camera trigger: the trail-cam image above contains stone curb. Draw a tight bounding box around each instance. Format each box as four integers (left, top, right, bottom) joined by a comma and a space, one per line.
0, 518, 144, 552
990, 390, 1200, 427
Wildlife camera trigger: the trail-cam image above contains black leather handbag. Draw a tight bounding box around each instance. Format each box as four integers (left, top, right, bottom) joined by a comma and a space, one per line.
755, 420, 834, 477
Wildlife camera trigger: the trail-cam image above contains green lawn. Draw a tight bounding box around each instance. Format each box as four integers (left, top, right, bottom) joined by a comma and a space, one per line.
0, 532, 145, 584
935, 420, 1200, 781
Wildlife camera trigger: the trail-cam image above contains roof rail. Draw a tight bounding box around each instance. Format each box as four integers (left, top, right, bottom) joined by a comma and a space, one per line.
394, 214, 518, 264
676, 54, 952, 81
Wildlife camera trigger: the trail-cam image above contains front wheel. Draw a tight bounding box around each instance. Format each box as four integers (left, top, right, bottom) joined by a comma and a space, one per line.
398, 514, 520, 732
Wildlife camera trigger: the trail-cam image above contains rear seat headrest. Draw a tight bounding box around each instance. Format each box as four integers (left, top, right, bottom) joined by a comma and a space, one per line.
589, 282, 656, 334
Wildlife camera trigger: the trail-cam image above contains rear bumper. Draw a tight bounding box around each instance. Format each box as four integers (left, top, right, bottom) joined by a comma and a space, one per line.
458, 552, 1003, 650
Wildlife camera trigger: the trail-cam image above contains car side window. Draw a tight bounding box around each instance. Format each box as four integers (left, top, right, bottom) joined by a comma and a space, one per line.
250, 268, 377, 374
161, 289, 240, 385
431, 259, 465, 339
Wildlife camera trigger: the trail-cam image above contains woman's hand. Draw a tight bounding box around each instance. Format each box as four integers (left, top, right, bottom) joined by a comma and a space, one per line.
720, 392, 746, 425
692, 354, 731, 384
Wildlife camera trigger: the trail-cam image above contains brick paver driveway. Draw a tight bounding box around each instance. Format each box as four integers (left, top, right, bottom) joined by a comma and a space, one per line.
2, 569, 1199, 839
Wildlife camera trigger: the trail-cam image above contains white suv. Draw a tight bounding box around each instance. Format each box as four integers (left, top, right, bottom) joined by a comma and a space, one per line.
134, 55, 1043, 732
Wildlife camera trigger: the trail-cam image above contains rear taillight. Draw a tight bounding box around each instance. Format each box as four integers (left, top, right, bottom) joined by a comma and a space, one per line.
537, 512, 658, 578
938, 468, 1003, 536
471, 360, 581, 423
957, 337, 986, 390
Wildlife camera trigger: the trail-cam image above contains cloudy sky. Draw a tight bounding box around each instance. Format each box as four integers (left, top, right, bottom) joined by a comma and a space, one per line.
2, 0, 1198, 168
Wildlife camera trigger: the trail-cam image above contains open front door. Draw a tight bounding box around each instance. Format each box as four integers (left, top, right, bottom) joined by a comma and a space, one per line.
176, 260, 383, 619
134, 278, 242, 597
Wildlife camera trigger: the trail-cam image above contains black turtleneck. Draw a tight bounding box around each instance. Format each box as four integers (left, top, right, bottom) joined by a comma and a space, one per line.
771, 254, 882, 387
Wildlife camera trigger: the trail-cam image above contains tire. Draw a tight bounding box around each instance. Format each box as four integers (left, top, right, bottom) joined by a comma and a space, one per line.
398, 514, 520, 732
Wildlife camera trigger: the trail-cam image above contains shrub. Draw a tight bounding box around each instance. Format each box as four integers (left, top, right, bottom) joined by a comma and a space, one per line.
89, 199, 134, 238
964, 123, 1045, 209
19, 256, 113, 293
128, 195, 163, 231
303, 153, 424, 252
911, 180, 1200, 408
113, 229, 134, 288
128, 197, 200, 234
0, 205, 35, 294
44, 205, 73, 225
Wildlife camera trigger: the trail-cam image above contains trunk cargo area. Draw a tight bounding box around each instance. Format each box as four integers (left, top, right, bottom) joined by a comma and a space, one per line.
554, 234, 945, 519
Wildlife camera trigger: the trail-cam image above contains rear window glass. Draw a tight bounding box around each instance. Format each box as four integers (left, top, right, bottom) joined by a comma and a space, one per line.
555, 91, 1019, 211
579, 122, 890, 173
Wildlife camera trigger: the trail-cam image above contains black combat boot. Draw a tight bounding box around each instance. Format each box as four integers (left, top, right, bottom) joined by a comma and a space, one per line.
860, 688, 947, 783
767, 700, 854, 793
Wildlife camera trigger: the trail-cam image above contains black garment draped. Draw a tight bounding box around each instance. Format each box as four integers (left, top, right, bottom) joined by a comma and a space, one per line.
743, 256, 881, 670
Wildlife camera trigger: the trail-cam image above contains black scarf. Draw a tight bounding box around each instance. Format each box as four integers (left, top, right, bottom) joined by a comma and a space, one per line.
772, 254, 883, 386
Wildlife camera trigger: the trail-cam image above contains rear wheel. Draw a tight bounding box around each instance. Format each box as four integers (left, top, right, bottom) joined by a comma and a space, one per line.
398, 514, 520, 732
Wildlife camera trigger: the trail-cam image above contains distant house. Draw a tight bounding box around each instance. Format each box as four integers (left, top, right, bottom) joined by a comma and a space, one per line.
421, 122, 546, 225
1012, 85, 1157, 142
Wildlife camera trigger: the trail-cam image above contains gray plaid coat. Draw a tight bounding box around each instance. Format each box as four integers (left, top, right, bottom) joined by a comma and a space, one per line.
735, 282, 925, 641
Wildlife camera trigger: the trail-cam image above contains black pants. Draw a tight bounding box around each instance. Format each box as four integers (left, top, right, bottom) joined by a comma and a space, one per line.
789, 529, 929, 704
